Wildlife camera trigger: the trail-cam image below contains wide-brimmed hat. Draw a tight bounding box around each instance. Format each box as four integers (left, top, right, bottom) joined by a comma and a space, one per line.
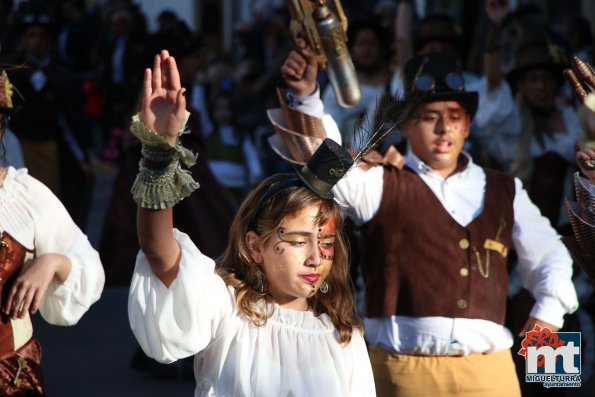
267, 89, 327, 165
506, 40, 568, 88
403, 52, 478, 119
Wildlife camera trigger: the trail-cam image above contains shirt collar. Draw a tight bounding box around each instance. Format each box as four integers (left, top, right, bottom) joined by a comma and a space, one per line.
405, 150, 474, 179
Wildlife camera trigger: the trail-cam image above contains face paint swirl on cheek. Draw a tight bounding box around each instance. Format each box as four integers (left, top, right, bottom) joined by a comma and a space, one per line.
271, 228, 289, 272
273, 228, 286, 255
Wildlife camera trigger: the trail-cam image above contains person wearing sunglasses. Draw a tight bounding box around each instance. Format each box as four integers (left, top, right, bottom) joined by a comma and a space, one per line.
280, 47, 578, 396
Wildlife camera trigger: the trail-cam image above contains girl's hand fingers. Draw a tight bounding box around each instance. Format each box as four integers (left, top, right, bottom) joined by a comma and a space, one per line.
18, 288, 36, 318
4, 283, 18, 315
30, 290, 44, 315
174, 88, 187, 121
10, 283, 28, 319
143, 68, 152, 104
167, 56, 181, 91
152, 54, 162, 92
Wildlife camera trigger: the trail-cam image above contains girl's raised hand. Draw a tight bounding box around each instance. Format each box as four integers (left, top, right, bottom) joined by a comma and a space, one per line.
142, 50, 187, 145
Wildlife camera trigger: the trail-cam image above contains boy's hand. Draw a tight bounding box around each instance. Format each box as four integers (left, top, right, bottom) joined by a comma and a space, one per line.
281, 39, 318, 97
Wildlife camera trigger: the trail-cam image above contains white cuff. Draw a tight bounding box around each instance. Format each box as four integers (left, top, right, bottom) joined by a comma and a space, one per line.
530, 295, 569, 329
286, 85, 324, 118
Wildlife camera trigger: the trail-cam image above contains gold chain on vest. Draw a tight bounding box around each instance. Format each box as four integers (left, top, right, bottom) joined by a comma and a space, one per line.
472, 219, 507, 279
472, 247, 490, 278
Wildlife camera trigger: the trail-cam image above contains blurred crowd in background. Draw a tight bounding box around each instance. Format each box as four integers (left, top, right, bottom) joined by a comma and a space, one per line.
0, 0, 594, 392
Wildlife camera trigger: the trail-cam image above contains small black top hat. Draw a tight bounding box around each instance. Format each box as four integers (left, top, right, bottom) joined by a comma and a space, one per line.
248, 139, 353, 231
403, 52, 478, 119
296, 138, 354, 199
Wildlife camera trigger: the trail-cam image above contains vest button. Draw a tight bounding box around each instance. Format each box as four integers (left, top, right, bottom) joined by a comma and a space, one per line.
459, 239, 469, 249
457, 299, 468, 309
459, 267, 469, 277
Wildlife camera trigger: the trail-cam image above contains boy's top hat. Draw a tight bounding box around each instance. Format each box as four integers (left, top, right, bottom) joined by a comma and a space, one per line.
403, 52, 478, 120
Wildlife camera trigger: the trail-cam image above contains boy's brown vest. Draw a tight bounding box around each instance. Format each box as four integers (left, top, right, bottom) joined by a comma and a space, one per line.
360, 166, 515, 325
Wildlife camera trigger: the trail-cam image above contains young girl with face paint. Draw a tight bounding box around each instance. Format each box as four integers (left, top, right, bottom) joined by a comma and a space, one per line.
128, 51, 375, 397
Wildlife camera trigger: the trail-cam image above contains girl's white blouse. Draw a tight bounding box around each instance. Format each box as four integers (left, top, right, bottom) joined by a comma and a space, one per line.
0, 167, 105, 325
129, 230, 375, 397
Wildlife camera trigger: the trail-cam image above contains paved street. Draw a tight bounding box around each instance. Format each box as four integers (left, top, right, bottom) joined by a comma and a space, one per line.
33, 287, 195, 397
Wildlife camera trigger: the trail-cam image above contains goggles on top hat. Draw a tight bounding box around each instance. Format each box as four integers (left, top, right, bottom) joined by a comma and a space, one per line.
411, 58, 465, 94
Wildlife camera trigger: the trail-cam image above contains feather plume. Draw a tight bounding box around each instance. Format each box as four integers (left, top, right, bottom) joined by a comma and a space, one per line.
348, 92, 422, 164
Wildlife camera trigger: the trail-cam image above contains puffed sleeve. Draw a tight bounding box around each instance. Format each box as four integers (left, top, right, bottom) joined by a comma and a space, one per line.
128, 229, 234, 363
512, 178, 578, 327
348, 331, 376, 396
24, 175, 105, 326
286, 85, 343, 145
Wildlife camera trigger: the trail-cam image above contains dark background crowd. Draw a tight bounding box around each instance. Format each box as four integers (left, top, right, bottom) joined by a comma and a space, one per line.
1, 0, 594, 395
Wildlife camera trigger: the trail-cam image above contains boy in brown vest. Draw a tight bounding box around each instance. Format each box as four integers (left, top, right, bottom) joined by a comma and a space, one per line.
277, 46, 578, 396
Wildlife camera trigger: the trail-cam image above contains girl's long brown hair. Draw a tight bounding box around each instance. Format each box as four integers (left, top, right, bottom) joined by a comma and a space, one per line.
216, 173, 363, 344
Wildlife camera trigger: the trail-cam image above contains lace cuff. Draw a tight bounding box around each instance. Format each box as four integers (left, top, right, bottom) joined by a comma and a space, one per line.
130, 111, 200, 209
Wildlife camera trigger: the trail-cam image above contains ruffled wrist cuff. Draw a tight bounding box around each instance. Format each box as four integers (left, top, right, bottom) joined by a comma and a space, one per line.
130, 111, 200, 209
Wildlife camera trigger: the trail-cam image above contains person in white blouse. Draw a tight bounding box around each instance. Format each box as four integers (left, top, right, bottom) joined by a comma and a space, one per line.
128, 50, 375, 397
280, 47, 578, 396
0, 71, 105, 395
